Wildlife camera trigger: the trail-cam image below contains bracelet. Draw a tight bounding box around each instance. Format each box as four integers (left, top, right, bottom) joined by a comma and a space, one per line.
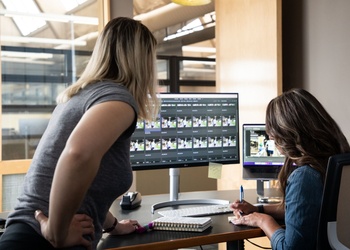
256, 204, 264, 213
102, 217, 118, 234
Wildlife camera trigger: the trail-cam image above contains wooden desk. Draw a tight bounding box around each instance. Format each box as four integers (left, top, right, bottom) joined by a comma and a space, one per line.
98, 189, 267, 250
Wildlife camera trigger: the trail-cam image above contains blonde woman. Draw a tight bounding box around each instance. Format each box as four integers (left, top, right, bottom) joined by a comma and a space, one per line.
0, 17, 159, 250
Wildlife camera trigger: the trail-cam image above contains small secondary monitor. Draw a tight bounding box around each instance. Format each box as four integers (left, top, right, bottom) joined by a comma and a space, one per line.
130, 93, 240, 171
242, 124, 285, 180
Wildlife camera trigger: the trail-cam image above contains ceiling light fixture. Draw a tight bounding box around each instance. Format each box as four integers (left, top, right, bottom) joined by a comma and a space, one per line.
172, 0, 211, 6
0, 10, 98, 25
0, 36, 87, 46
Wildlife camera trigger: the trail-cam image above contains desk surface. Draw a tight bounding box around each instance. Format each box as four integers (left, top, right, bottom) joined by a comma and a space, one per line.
98, 189, 268, 250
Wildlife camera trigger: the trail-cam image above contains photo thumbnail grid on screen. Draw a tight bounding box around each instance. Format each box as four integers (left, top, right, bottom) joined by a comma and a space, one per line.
130, 93, 240, 170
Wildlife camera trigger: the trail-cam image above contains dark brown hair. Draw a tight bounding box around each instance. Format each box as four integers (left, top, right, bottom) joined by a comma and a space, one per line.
265, 88, 350, 201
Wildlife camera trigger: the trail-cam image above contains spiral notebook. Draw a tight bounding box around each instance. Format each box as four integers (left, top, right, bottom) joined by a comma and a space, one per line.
152, 217, 212, 232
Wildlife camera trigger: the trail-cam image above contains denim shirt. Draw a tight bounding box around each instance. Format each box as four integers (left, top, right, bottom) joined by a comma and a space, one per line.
270, 165, 323, 250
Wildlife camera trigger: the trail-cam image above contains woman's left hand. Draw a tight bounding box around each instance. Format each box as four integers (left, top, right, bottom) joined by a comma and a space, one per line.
230, 210, 282, 240
231, 212, 268, 228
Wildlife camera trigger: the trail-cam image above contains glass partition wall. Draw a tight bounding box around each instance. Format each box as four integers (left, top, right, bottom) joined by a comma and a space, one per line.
2, 47, 92, 160
0, 0, 99, 211
0, 0, 216, 212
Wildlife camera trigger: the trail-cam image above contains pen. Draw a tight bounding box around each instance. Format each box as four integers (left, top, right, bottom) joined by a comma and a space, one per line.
239, 185, 244, 215
240, 185, 244, 203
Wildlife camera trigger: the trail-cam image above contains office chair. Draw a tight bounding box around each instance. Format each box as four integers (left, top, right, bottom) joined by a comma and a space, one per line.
317, 153, 350, 250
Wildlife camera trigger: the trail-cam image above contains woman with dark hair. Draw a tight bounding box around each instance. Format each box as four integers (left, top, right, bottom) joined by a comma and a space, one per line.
230, 88, 350, 249
0, 17, 159, 250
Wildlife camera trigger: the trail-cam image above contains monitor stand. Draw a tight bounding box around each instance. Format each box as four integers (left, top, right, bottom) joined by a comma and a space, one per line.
151, 168, 230, 214
256, 180, 282, 204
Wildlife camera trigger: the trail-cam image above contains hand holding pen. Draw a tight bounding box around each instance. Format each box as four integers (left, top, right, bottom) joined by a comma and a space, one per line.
229, 185, 246, 216
230, 185, 259, 216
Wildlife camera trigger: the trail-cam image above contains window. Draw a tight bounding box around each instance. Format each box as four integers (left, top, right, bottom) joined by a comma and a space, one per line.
60, 0, 89, 11
1, 0, 46, 36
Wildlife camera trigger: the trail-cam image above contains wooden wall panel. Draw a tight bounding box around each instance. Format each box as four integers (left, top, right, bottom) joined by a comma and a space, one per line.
0, 160, 31, 212
215, 0, 282, 191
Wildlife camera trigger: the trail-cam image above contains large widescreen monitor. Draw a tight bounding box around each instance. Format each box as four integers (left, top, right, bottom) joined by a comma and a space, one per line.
242, 124, 284, 203
130, 93, 240, 210
131, 93, 240, 170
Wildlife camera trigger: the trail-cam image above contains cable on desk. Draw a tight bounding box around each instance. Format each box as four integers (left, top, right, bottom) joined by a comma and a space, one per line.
245, 239, 272, 249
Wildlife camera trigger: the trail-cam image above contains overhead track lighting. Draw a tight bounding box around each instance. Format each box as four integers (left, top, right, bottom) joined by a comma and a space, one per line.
172, 0, 211, 6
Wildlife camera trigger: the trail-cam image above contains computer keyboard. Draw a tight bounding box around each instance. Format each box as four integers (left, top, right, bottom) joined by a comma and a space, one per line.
158, 204, 233, 217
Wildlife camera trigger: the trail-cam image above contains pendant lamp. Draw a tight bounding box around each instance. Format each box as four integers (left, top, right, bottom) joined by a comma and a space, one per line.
172, 0, 211, 6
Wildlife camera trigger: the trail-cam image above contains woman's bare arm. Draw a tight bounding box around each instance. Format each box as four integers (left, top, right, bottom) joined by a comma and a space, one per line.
46, 101, 135, 247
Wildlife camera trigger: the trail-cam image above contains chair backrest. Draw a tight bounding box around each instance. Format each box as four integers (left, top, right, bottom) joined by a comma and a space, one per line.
317, 153, 350, 250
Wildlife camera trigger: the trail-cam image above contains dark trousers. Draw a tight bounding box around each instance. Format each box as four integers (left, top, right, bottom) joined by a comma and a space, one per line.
0, 222, 86, 250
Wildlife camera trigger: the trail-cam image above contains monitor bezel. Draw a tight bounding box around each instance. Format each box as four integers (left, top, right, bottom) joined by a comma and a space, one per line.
242, 123, 284, 180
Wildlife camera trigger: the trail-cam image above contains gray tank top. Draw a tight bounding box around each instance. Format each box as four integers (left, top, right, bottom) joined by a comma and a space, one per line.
6, 82, 138, 249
